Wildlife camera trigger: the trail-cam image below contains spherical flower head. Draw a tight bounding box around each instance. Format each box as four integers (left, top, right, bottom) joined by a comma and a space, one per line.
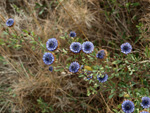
69, 31, 76, 37
96, 50, 105, 59
122, 100, 134, 113
49, 66, 53, 72
43, 53, 55, 65
140, 111, 149, 113
6, 18, 14, 27
121, 42, 132, 54
70, 42, 82, 53
69, 61, 80, 73
97, 74, 108, 83
82, 41, 94, 54
46, 38, 58, 51
141, 97, 150, 109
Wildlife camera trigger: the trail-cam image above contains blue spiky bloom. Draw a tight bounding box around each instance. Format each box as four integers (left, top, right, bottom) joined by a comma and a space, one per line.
70, 42, 82, 53
122, 100, 134, 113
49, 66, 53, 72
97, 74, 108, 83
121, 42, 132, 54
82, 41, 94, 54
43, 53, 54, 65
69, 31, 76, 37
6, 18, 14, 27
46, 38, 58, 51
96, 50, 105, 59
69, 61, 80, 73
141, 97, 150, 109
140, 111, 149, 113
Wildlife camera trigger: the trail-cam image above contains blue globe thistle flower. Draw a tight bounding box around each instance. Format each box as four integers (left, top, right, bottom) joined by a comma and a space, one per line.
49, 66, 53, 72
6, 18, 14, 27
140, 111, 149, 113
70, 42, 82, 53
69, 31, 76, 37
82, 41, 94, 54
122, 100, 134, 113
69, 61, 80, 73
121, 42, 132, 54
97, 74, 108, 83
43, 53, 55, 65
141, 97, 150, 109
46, 38, 58, 51
96, 49, 107, 59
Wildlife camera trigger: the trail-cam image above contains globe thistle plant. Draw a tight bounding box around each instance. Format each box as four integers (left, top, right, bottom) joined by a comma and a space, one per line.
82, 41, 94, 54
46, 38, 59, 51
97, 74, 108, 83
6, 18, 14, 27
69, 61, 80, 73
141, 97, 150, 109
69, 31, 76, 37
96, 49, 107, 59
70, 42, 82, 53
122, 100, 135, 113
121, 42, 132, 54
43, 53, 55, 65
49, 66, 53, 72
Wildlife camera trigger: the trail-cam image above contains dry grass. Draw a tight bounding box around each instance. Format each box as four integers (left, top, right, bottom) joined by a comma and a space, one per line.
0, 0, 150, 113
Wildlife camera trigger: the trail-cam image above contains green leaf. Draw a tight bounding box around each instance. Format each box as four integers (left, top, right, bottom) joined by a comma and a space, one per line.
39, 8, 45, 15
131, 2, 140, 7
40, 42, 46, 49
143, 79, 148, 86
60, 36, 65, 40
62, 49, 67, 54
109, 93, 115, 99
0, 39, 5, 45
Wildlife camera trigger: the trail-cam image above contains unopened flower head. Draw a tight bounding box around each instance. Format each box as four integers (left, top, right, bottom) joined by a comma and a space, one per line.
43, 53, 55, 65
96, 50, 106, 59
121, 42, 132, 54
69, 31, 76, 37
141, 97, 150, 109
49, 66, 53, 72
97, 74, 108, 83
46, 38, 58, 51
122, 100, 134, 113
70, 42, 82, 53
6, 18, 14, 27
69, 61, 80, 73
82, 41, 94, 54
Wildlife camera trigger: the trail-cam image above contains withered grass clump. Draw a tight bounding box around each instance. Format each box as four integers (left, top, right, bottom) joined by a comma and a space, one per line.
0, 0, 150, 112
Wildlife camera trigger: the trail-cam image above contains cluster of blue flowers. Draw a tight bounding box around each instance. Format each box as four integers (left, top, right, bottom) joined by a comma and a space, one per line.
68, 31, 110, 83
6, 19, 149, 113
42, 37, 59, 72
122, 97, 150, 113
64, 31, 133, 84
70, 41, 94, 54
